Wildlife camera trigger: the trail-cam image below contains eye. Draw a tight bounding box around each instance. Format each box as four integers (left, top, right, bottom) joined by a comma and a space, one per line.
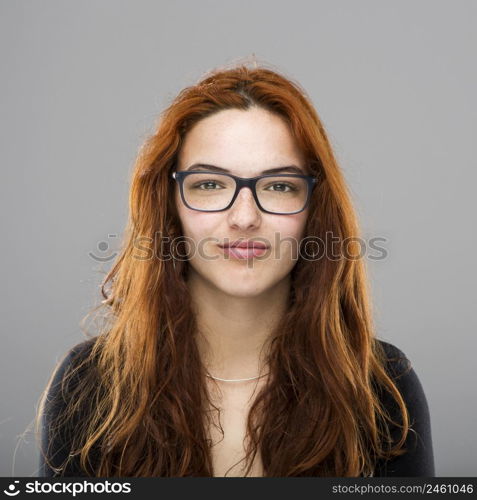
265, 182, 297, 192
192, 181, 224, 190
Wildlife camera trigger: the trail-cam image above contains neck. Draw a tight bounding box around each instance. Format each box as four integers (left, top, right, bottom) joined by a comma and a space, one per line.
188, 269, 290, 381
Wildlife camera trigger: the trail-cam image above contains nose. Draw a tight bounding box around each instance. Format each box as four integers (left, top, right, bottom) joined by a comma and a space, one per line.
226, 186, 261, 227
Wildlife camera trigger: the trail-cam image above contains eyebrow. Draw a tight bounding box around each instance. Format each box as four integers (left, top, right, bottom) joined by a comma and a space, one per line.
185, 163, 306, 175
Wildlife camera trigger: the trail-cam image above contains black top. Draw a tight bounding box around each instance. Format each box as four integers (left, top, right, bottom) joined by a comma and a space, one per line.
38, 338, 435, 477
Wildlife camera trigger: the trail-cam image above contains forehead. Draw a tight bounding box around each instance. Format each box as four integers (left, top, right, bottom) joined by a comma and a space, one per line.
177, 107, 306, 176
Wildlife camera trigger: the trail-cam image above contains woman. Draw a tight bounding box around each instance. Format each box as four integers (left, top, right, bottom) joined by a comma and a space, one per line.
36, 63, 435, 477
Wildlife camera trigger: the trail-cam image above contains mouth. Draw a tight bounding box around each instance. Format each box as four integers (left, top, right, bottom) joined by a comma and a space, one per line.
218, 240, 270, 260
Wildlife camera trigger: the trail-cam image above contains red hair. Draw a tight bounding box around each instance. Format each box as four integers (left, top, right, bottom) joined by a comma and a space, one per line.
36, 62, 409, 476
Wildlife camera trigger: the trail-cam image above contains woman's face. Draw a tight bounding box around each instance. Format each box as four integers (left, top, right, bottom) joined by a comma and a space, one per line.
174, 106, 310, 298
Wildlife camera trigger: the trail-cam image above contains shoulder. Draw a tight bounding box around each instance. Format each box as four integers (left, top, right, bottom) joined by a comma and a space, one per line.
374, 338, 413, 379
62, 337, 98, 365
51, 338, 98, 379
373, 338, 427, 414
372, 338, 436, 476
42, 337, 99, 413
39, 337, 100, 477
374, 338, 410, 366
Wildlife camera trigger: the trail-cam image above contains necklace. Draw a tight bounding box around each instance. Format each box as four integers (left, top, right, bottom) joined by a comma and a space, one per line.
206, 372, 269, 382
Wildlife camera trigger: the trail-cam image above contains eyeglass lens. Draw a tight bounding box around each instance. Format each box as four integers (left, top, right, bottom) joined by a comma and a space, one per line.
182, 173, 308, 213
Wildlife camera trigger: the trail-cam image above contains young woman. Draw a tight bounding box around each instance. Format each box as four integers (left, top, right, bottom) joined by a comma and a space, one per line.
36, 63, 435, 477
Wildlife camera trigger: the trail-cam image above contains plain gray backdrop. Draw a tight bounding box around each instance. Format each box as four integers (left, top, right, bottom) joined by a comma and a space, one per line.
1, 0, 475, 477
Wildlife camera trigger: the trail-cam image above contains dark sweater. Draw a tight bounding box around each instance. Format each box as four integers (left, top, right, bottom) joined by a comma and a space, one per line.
38, 338, 435, 477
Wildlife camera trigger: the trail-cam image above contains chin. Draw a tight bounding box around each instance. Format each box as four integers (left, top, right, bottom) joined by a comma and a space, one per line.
217, 284, 270, 299
190, 261, 287, 298
208, 271, 273, 298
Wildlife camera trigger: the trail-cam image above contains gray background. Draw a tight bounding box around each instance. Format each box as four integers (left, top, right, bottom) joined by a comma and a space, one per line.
1, 0, 475, 477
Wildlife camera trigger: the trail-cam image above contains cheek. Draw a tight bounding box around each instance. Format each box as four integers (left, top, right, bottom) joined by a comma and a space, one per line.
176, 206, 222, 256
269, 213, 308, 262
270, 212, 308, 242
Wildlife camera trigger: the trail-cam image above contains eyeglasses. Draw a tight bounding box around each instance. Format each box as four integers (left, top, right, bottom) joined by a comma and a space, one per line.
172, 170, 319, 215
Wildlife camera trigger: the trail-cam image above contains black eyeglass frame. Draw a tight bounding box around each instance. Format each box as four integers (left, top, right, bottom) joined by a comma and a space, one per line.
171, 170, 319, 215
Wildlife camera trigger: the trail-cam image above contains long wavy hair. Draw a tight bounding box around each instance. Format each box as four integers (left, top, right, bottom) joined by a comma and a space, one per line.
36, 61, 410, 477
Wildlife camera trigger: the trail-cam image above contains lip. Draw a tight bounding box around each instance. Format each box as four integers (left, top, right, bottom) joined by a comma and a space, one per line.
219, 239, 269, 249
218, 240, 270, 259
219, 246, 269, 259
